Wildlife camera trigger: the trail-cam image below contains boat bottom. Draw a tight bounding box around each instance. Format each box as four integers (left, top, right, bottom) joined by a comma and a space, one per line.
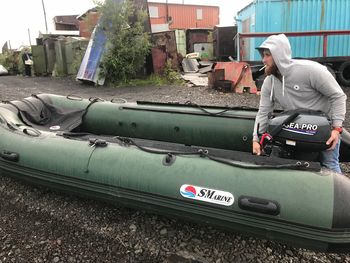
1, 160, 350, 253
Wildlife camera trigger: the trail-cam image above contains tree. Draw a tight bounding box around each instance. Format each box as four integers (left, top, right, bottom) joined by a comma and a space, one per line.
97, 0, 151, 83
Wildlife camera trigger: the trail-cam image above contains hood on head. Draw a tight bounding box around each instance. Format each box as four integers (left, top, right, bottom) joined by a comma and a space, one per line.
256, 34, 292, 76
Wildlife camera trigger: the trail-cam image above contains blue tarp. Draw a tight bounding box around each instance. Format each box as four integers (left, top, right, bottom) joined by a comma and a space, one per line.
77, 0, 124, 85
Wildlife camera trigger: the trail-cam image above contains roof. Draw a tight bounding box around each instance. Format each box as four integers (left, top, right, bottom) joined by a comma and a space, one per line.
53, 15, 79, 26
76, 7, 98, 21
38, 31, 80, 39
148, 2, 219, 9
236, 0, 255, 16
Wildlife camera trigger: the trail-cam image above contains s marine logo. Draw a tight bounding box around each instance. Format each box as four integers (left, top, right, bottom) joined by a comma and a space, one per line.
180, 184, 234, 206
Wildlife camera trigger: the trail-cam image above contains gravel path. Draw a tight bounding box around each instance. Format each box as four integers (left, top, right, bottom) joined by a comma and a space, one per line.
0, 75, 349, 263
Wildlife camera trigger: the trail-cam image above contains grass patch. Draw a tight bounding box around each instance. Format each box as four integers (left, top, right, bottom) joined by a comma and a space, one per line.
108, 73, 186, 87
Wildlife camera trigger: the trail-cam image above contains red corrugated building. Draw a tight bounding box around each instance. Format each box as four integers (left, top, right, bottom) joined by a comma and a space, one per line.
148, 2, 219, 31
77, 2, 219, 37
77, 8, 100, 38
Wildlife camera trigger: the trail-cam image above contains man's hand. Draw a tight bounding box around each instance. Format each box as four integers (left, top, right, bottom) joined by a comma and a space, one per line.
252, 141, 262, 155
326, 129, 340, 150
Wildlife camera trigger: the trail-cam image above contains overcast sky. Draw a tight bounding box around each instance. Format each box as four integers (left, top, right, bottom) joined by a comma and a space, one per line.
0, 0, 252, 51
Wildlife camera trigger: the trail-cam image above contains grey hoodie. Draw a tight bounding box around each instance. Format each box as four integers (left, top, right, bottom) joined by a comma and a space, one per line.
253, 34, 347, 141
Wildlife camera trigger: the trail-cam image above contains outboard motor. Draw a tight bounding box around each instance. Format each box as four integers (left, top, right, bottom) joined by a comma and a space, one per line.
262, 109, 332, 161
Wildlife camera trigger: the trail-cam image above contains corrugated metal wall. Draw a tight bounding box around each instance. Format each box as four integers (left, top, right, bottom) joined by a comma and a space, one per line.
236, 0, 350, 60
175, 29, 186, 56
31, 45, 47, 75
148, 2, 219, 29
151, 31, 178, 74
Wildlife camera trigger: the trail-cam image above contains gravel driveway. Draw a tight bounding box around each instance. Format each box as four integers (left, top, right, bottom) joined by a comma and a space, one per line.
0, 75, 350, 262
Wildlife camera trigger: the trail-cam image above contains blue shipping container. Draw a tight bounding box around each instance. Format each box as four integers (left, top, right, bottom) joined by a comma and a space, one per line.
236, 0, 350, 61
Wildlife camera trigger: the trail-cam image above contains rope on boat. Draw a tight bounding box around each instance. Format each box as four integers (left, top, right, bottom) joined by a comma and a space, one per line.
202, 153, 310, 170
114, 136, 310, 170
84, 138, 108, 173
184, 101, 256, 116
114, 136, 200, 156
85, 146, 96, 173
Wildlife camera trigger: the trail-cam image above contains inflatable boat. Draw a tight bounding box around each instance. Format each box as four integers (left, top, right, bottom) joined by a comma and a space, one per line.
0, 94, 350, 252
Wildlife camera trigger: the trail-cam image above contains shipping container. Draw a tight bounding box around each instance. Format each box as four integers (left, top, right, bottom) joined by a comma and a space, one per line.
148, 2, 219, 30
236, 0, 350, 61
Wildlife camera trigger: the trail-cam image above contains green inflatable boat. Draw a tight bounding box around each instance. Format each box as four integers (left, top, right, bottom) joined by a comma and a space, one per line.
0, 94, 350, 252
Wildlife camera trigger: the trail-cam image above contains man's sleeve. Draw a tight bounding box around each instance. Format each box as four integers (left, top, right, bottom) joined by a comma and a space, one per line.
253, 78, 274, 141
311, 65, 347, 127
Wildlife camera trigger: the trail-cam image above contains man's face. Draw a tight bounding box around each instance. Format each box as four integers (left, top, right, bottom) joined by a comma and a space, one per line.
262, 49, 277, 76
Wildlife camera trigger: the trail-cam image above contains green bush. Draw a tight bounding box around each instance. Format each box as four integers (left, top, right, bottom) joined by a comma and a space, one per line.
97, 0, 151, 83
0, 51, 20, 75
163, 59, 184, 85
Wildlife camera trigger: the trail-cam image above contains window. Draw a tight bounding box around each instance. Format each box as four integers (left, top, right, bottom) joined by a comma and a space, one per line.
196, 9, 203, 20
149, 6, 159, 18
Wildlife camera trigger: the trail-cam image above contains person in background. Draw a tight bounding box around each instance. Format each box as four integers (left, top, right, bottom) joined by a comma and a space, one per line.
252, 34, 347, 173
22, 48, 33, 77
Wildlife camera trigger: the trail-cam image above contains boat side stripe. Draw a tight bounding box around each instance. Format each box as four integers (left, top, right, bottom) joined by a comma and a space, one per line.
1, 161, 350, 247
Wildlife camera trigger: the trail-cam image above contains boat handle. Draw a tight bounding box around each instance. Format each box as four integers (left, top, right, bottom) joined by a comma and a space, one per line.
238, 196, 280, 216
0, 151, 19, 162
22, 128, 41, 137
67, 94, 83, 101
111, 98, 127, 103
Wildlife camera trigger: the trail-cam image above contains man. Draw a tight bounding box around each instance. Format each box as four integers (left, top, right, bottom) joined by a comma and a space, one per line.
252, 34, 347, 173
22, 49, 33, 77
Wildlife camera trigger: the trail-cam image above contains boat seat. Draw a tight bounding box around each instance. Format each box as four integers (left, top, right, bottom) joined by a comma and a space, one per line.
2, 94, 97, 132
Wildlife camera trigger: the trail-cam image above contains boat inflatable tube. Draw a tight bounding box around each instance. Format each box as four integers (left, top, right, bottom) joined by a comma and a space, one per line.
0, 94, 350, 252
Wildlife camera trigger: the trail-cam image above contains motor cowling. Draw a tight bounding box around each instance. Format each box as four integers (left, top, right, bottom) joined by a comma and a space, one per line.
267, 109, 332, 153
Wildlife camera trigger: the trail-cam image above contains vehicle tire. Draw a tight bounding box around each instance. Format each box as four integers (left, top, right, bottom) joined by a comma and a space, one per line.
326, 65, 336, 79
336, 61, 350, 87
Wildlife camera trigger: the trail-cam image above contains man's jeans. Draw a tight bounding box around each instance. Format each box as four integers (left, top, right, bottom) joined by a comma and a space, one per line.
320, 139, 341, 174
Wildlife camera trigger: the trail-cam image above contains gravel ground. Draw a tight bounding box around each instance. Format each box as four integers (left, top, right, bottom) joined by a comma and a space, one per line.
0, 75, 350, 263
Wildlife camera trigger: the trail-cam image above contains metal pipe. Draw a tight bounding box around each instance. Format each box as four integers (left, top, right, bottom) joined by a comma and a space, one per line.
238, 30, 350, 38
238, 30, 350, 61
166, 0, 169, 23
28, 28, 32, 46
323, 35, 328, 57
41, 0, 48, 34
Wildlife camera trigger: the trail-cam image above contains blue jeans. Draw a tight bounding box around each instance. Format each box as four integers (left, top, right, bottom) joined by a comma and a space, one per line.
320, 139, 341, 174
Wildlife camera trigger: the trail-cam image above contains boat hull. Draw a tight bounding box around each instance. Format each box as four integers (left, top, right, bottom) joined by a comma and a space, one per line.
1, 94, 350, 252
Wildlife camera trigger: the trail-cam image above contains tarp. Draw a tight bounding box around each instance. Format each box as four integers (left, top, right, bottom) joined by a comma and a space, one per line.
76, 25, 107, 85
76, 0, 124, 85
0, 64, 8, 75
